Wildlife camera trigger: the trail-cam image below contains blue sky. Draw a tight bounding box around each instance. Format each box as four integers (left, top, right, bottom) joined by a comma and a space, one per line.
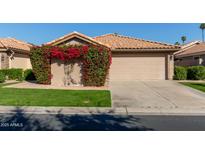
0, 23, 203, 45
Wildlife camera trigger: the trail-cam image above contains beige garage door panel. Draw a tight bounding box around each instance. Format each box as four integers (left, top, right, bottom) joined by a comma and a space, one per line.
110, 54, 165, 80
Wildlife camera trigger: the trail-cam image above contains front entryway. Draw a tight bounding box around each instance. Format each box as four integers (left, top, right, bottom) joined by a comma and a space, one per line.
51, 59, 82, 86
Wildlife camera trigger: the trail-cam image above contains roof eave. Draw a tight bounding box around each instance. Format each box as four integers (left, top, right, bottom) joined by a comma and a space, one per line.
175, 51, 205, 58
0, 48, 7, 52
112, 48, 180, 52
8, 48, 30, 55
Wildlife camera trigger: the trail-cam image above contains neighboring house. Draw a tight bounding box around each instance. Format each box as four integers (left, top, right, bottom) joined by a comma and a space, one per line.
0, 38, 32, 70
175, 41, 205, 66
45, 31, 179, 86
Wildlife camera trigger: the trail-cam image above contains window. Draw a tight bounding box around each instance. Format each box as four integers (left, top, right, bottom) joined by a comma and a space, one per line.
1, 55, 4, 62
194, 56, 200, 60
175, 58, 182, 62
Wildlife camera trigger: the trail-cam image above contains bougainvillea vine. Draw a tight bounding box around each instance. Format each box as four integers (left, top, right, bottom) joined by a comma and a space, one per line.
30, 45, 112, 86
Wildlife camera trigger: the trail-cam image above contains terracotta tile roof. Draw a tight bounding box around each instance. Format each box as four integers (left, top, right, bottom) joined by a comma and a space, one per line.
175, 42, 205, 57
0, 38, 32, 54
181, 41, 200, 49
45, 31, 179, 52
94, 34, 180, 50
45, 31, 109, 48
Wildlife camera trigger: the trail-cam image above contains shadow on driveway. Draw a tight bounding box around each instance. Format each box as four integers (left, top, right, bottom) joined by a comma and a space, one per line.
0, 107, 153, 131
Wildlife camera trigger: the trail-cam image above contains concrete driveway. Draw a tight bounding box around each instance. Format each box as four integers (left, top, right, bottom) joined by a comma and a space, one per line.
110, 80, 205, 114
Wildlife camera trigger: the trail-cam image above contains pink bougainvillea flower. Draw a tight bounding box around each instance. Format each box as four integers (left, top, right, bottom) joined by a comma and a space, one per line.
82, 45, 89, 54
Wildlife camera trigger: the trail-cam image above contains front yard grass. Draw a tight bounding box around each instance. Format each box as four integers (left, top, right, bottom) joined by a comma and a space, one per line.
180, 82, 205, 93
0, 83, 111, 107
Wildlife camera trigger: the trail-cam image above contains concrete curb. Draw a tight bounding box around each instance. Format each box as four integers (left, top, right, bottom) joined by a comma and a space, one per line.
126, 106, 205, 115
0, 106, 119, 115
1, 106, 205, 116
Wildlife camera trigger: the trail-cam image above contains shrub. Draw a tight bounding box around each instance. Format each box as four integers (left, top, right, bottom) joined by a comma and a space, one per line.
0, 72, 6, 83
30, 46, 51, 84
24, 69, 36, 81
187, 66, 205, 80
30, 45, 111, 86
0, 68, 23, 81
174, 66, 187, 80
82, 46, 111, 86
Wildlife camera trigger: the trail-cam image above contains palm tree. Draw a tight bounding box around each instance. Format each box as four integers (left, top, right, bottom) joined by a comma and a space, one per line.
175, 42, 180, 45
181, 36, 186, 44
200, 23, 205, 42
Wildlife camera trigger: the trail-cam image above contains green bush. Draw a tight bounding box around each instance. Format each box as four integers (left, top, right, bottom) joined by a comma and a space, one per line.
30, 46, 51, 84
174, 66, 187, 80
24, 69, 36, 81
187, 66, 205, 80
0, 68, 23, 81
82, 46, 112, 86
0, 72, 6, 83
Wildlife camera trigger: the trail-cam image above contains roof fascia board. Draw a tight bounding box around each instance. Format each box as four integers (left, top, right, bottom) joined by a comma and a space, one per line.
49, 34, 109, 48
51, 35, 96, 46
112, 48, 180, 52
0, 48, 7, 51
175, 51, 205, 58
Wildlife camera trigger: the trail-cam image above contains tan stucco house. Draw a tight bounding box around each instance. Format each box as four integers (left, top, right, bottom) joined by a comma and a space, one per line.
175, 41, 205, 66
46, 32, 180, 86
0, 38, 32, 70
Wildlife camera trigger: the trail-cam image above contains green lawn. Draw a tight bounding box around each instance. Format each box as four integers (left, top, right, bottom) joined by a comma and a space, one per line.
0, 83, 111, 107
180, 82, 205, 93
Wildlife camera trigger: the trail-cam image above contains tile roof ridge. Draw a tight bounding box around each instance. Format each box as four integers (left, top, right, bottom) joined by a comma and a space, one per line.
93, 33, 115, 39
175, 41, 201, 55
181, 40, 201, 48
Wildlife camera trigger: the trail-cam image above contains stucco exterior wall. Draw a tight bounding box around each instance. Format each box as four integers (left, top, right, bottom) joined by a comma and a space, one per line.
166, 53, 174, 80
0, 52, 9, 69
201, 55, 205, 65
9, 53, 31, 69
59, 38, 89, 46
51, 59, 82, 86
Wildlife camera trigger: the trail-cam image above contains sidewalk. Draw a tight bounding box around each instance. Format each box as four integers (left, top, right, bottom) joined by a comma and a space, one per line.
1, 106, 205, 115
4, 81, 108, 90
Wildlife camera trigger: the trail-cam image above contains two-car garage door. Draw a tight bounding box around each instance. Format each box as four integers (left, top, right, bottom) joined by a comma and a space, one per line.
110, 53, 166, 81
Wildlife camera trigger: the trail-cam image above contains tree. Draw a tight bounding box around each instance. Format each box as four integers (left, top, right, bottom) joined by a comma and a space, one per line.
175, 42, 180, 45
181, 36, 186, 44
200, 23, 205, 42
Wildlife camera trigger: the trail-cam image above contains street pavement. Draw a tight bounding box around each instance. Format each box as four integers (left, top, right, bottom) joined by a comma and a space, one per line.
1, 111, 205, 131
